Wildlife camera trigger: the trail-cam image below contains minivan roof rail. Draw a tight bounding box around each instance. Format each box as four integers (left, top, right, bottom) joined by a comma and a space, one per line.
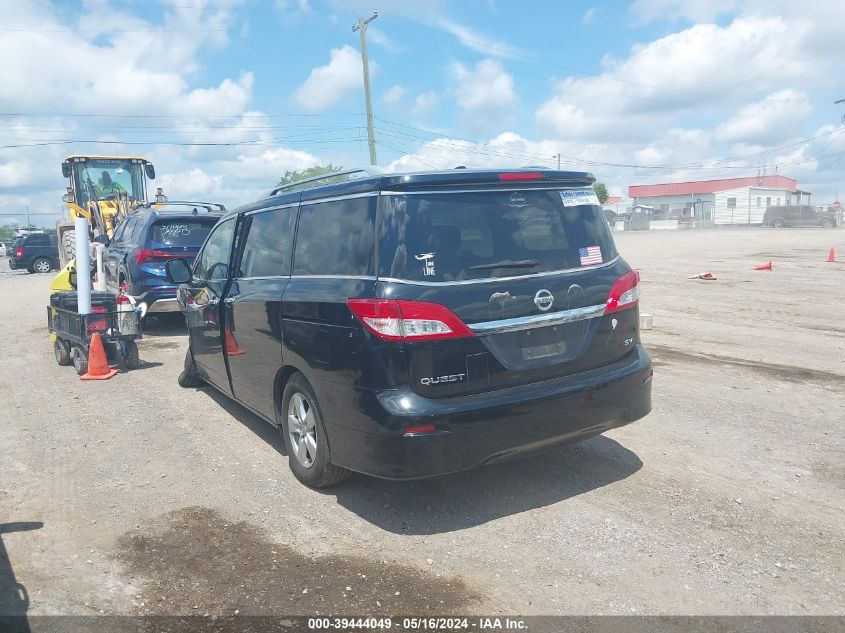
269, 168, 374, 196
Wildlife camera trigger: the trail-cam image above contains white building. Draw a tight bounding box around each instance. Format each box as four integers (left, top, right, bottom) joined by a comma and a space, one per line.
628, 175, 810, 226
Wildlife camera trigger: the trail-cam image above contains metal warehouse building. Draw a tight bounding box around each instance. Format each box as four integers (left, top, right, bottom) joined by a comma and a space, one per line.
628, 175, 811, 226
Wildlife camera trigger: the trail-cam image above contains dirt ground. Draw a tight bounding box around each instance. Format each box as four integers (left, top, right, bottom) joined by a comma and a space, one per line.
1, 227, 843, 617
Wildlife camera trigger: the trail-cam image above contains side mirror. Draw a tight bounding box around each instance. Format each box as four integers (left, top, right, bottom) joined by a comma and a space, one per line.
166, 258, 192, 285
145, 163, 156, 180
61, 162, 71, 178
94, 234, 110, 247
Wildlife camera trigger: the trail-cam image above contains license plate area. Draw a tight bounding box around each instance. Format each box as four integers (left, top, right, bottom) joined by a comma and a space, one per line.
520, 325, 568, 360
482, 320, 592, 370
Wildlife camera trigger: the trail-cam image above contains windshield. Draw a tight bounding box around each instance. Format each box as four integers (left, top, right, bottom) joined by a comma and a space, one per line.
378, 189, 618, 282
72, 159, 146, 208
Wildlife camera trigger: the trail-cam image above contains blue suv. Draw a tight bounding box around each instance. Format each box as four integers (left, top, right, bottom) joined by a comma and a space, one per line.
101, 202, 225, 316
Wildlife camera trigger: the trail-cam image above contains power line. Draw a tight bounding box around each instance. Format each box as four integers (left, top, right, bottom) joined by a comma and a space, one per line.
2, 28, 228, 33
376, 117, 845, 172
0, 137, 366, 149
0, 112, 365, 118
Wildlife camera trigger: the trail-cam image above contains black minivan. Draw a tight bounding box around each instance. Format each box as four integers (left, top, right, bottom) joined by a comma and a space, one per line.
167, 169, 652, 487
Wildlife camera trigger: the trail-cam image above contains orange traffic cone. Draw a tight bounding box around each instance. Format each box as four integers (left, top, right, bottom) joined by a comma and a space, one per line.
688, 272, 717, 280
754, 261, 773, 271
224, 327, 245, 356
81, 333, 118, 380
827, 248, 836, 263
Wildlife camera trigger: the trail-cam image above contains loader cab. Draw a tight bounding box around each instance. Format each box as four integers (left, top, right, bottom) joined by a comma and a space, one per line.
62, 156, 155, 210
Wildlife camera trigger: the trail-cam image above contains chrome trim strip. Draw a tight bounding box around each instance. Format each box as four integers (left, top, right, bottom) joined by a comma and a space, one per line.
469, 304, 606, 334
301, 191, 379, 205
289, 275, 378, 281
245, 202, 299, 216
379, 186, 582, 196
377, 256, 619, 286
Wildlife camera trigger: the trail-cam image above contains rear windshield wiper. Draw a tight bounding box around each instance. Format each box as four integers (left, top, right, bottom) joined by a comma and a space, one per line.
469, 259, 539, 270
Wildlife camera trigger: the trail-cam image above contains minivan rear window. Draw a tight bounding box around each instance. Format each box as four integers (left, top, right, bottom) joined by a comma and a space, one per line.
378, 189, 618, 282
150, 219, 217, 247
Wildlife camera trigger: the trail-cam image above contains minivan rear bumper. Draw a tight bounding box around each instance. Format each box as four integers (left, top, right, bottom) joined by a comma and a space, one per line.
326, 345, 652, 480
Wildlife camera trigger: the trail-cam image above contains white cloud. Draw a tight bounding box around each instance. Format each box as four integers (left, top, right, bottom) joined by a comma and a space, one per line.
451, 59, 515, 118
367, 27, 403, 53
630, 0, 741, 23
535, 16, 817, 142
159, 147, 320, 205
411, 91, 440, 120
582, 8, 597, 24
274, 0, 312, 23
715, 90, 812, 144
437, 19, 522, 59
0, 0, 328, 223
292, 45, 364, 112
382, 85, 406, 105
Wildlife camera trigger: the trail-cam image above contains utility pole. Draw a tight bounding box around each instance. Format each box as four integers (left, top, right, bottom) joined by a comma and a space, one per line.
353, 10, 378, 166
553, 153, 561, 170
837, 99, 845, 124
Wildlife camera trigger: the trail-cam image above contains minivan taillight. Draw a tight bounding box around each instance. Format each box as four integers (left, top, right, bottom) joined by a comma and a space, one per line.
604, 270, 640, 315
347, 299, 475, 342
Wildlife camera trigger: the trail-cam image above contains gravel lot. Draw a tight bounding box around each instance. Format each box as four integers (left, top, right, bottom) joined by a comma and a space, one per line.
1, 227, 843, 617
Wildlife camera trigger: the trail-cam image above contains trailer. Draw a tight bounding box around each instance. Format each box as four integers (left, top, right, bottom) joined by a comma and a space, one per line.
48, 291, 142, 376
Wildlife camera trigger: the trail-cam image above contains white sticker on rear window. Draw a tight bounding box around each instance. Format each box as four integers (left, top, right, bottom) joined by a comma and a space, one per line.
415, 252, 436, 276
560, 189, 600, 207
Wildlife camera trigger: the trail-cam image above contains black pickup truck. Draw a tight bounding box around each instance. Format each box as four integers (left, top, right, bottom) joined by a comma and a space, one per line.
9, 233, 60, 273
763, 205, 838, 228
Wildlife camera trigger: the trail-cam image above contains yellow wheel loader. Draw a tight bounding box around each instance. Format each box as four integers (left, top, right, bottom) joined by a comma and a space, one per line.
57, 155, 165, 269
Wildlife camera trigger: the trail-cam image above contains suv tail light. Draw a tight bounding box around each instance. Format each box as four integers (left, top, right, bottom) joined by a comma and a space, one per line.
15, 247, 23, 258
347, 299, 475, 342
136, 249, 189, 265
604, 270, 640, 315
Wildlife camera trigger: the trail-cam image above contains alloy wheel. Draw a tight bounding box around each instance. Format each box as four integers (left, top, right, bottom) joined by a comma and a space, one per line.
287, 392, 317, 468
34, 259, 51, 273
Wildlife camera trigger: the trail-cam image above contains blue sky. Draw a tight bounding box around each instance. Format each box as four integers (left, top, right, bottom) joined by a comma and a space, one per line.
1, 0, 844, 224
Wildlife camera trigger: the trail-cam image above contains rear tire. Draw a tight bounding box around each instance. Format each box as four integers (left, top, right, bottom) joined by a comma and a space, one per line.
105, 342, 118, 361
62, 229, 76, 264
772, 218, 785, 228
178, 349, 204, 387
32, 257, 52, 274
822, 218, 835, 228
280, 373, 351, 488
123, 340, 140, 370
72, 346, 88, 376
54, 339, 71, 366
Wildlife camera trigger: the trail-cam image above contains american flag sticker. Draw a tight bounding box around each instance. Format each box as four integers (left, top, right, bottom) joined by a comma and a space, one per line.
579, 245, 603, 266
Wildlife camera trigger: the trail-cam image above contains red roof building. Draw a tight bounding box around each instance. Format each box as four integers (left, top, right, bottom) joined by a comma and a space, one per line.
627, 175, 808, 225
628, 175, 797, 199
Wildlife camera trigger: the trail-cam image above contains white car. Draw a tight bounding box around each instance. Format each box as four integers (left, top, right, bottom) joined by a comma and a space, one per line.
0, 243, 6, 257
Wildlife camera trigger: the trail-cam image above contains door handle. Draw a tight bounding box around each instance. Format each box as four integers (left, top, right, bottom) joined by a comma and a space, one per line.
223, 297, 235, 305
